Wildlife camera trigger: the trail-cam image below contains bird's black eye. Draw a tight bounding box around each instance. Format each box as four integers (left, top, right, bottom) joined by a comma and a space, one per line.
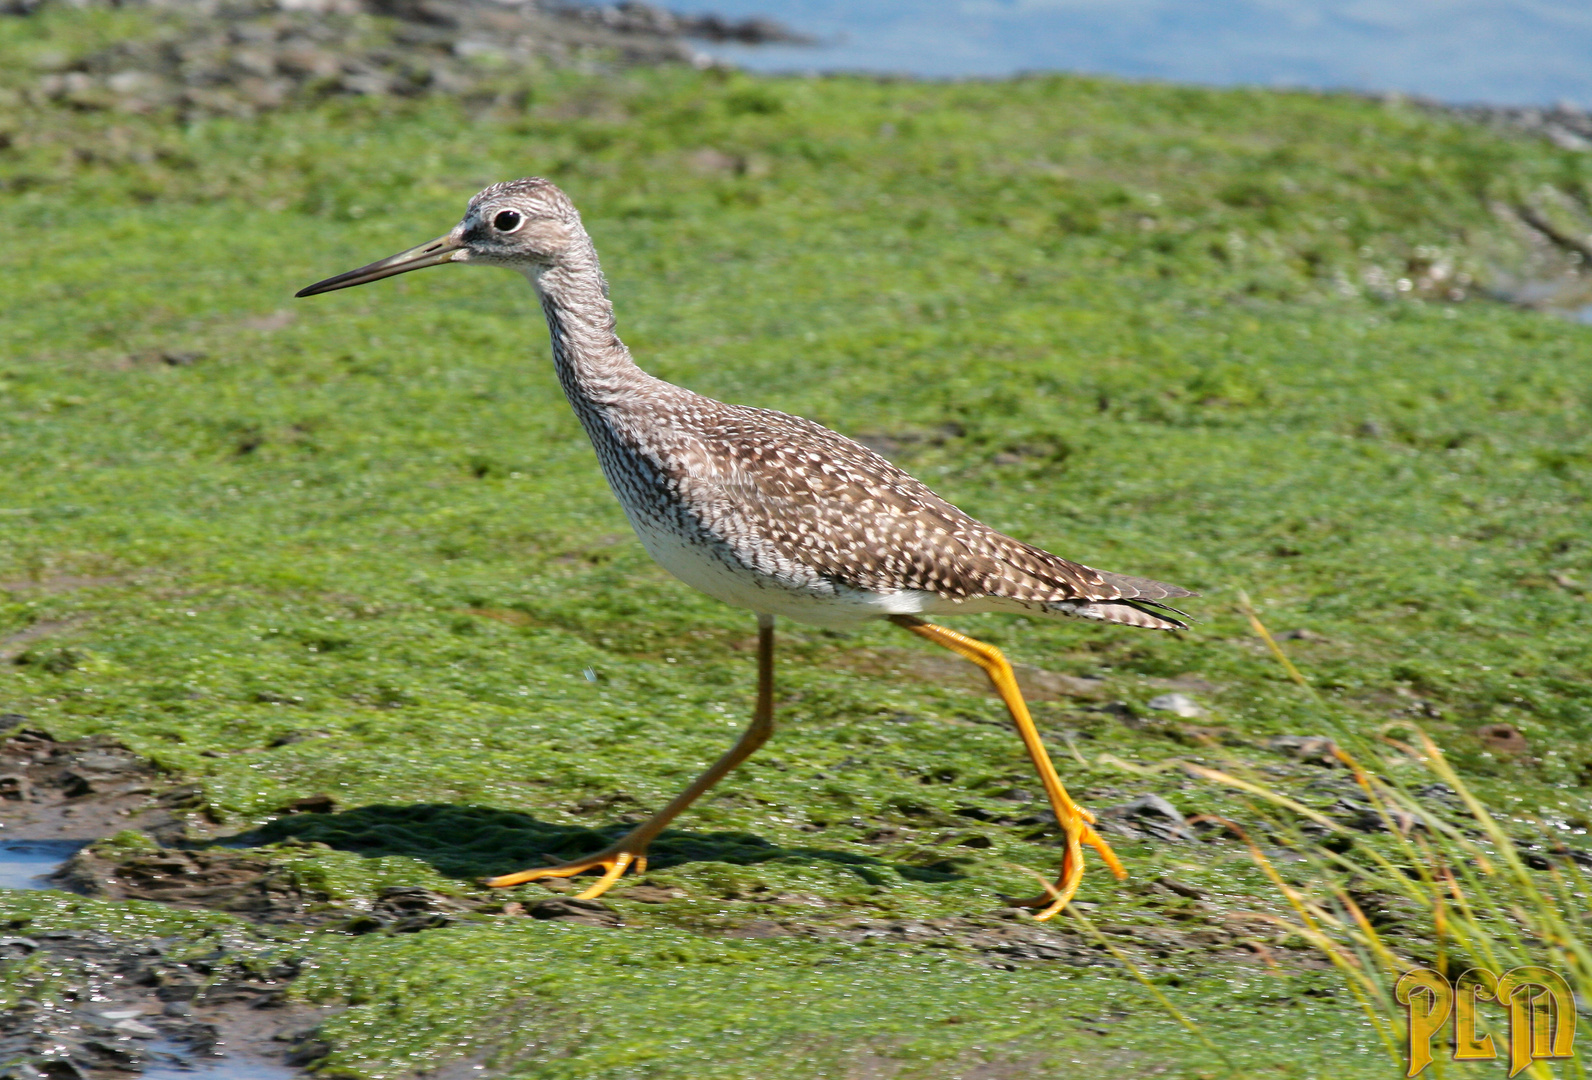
493, 209, 524, 233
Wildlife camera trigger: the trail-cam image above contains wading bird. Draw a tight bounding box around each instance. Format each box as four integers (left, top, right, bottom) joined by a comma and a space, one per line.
297, 179, 1194, 917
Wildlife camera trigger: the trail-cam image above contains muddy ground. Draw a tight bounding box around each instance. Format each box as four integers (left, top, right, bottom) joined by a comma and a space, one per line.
0, 720, 315, 1076
0, 713, 1345, 1078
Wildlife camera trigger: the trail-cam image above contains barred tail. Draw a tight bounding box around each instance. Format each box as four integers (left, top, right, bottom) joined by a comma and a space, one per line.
1050, 597, 1192, 631
982, 567, 1196, 630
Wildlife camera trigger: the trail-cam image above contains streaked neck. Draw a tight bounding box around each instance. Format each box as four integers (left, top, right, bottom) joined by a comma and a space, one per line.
527, 237, 647, 406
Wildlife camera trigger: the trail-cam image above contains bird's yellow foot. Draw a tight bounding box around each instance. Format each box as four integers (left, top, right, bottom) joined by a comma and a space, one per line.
1010, 804, 1127, 920
485, 845, 650, 900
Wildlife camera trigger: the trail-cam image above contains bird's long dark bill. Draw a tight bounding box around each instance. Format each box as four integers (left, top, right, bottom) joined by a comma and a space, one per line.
295, 233, 464, 297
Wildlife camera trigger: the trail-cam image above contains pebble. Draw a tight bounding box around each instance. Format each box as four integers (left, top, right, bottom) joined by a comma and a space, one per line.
1267, 734, 1340, 766
1146, 692, 1206, 718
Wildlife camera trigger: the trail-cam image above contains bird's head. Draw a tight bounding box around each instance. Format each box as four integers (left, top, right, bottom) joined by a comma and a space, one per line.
295, 178, 584, 297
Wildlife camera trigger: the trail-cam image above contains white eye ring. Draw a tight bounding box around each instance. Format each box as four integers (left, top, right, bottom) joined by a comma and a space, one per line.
492, 209, 525, 233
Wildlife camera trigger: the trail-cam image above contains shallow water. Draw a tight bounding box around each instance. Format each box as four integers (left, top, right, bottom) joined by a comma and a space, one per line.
141, 1041, 301, 1080
0, 839, 81, 889
681, 0, 1592, 107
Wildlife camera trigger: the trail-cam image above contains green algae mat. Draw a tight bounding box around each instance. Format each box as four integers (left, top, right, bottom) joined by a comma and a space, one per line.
3, 14, 1592, 1079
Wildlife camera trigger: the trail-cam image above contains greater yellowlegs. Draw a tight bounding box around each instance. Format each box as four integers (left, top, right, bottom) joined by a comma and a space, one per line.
297, 179, 1195, 917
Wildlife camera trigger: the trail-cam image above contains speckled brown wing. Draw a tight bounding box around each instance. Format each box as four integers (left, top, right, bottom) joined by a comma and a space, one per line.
687, 404, 1190, 611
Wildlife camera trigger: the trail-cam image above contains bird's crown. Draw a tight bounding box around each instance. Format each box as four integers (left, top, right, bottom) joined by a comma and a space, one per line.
469, 178, 578, 222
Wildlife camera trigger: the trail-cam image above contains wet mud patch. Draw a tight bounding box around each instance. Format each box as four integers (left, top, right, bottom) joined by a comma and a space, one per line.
51, 846, 322, 922
0, 719, 188, 845
0, 926, 317, 1079
47, 832, 623, 932
0, 724, 328, 1077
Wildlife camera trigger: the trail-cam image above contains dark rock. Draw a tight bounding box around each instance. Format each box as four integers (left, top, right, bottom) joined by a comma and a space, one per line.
154, 979, 199, 1002
373, 886, 467, 921
1330, 797, 1426, 834
285, 1037, 333, 1067
280, 793, 336, 814
390, 913, 454, 933
1155, 876, 1205, 899
1097, 793, 1194, 841
155, 785, 205, 810
56, 771, 96, 798
530, 896, 620, 924
339, 914, 388, 935
1474, 723, 1529, 755
1550, 844, 1592, 868
676, 11, 813, 44
200, 981, 283, 1006
268, 729, 328, 747
82, 1037, 147, 1065
1093, 701, 1145, 729
1267, 734, 1340, 766
39, 1058, 88, 1079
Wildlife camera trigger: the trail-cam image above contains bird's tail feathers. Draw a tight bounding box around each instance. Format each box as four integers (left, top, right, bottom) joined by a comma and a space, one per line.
1092, 569, 1198, 602
1043, 597, 1192, 632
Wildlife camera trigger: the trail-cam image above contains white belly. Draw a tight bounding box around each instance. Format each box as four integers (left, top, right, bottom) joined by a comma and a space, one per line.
626, 514, 942, 629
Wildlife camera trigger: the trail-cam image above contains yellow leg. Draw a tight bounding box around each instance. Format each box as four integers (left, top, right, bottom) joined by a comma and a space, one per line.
487, 614, 777, 897
889, 615, 1127, 919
